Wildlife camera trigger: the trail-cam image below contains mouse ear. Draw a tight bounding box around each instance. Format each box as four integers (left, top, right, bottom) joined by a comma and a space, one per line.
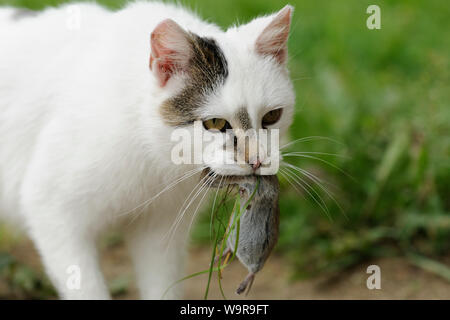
150, 19, 193, 87
255, 5, 293, 65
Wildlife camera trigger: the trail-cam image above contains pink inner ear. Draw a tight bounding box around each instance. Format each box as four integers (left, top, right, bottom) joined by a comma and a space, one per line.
150, 19, 191, 87
255, 6, 292, 64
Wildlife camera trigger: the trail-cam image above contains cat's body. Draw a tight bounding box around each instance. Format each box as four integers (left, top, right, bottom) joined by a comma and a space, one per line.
0, 2, 294, 299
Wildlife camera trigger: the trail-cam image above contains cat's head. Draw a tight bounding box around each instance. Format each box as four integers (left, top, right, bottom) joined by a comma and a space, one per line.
150, 5, 295, 176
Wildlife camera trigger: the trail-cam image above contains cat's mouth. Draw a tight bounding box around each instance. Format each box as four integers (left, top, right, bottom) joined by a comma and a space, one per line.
202, 160, 274, 180
201, 167, 256, 180
201, 167, 214, 178
199, 167, 259, 191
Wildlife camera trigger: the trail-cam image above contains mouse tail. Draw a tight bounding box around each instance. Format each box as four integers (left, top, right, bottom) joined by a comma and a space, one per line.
236, 272, 255, 295
244, 274, 255, 296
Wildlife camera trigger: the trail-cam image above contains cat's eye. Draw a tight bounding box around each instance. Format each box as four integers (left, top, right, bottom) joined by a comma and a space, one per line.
203, 118, 231, 132
262, 108, 282, 128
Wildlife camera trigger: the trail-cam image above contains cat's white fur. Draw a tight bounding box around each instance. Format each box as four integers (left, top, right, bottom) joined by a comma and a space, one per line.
0, 1, 294, 299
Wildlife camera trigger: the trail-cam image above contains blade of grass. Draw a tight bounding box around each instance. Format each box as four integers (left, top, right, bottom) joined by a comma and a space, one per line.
204, 225, 221, 300
407, 252, 450, 282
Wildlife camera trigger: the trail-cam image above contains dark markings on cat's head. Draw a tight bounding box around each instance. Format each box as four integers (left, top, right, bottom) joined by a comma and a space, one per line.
160, 35, 228, 126
234, 108, 252, 130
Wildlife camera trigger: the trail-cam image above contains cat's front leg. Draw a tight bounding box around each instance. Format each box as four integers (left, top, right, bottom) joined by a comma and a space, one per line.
22, 203, 110, 299
125, 215, 189, 300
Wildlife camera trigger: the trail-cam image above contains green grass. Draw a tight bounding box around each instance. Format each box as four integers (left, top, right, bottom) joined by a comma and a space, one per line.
1, 0, 449, 286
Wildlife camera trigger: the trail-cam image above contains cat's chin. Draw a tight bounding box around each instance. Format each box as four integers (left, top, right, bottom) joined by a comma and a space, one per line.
203, 166, 254, 178
204, 161, 279, 177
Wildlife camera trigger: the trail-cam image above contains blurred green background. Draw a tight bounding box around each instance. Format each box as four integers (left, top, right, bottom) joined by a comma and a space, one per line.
0, 0, 449, 298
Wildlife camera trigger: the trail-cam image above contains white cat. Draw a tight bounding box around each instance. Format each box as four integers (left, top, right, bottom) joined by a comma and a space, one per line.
0, 1, 295, 299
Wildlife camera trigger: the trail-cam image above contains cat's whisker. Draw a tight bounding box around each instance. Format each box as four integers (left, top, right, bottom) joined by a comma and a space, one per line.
163, 171, 212, 245
123, 176, 194, 226
186, 172, 218, 238
280, 136, 344, 150
282, 162, 329, 188
166, 175, 209, 235
279, 167, 329, 218
119, 166, 204, 220
123, 167, 205, 227
282, 151, 349, 159
282, 160, 334, 188
281, 153, 355, 182
163, 173, 217, 253
279, 167, 331, 220
282, 162, 346, 219
123, 168, 203, 216
125, 167, 206, 227
284, 166, 331, 218
184, 173, 217, 230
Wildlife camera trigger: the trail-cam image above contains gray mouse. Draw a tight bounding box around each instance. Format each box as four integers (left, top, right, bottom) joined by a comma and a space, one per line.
203, 171, 280, 295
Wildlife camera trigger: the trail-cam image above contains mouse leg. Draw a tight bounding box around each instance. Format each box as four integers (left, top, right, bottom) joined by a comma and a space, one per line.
236, 272, 255, 295
213, 247, 232, 266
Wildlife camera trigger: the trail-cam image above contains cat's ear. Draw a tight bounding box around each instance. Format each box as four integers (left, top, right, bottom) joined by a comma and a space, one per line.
150, 19, 192, 87
255, 5, 293, 65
